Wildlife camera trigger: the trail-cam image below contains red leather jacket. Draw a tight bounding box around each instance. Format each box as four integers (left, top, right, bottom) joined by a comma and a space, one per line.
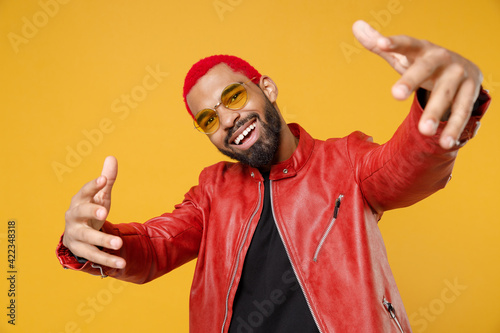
57, 92, 490, 332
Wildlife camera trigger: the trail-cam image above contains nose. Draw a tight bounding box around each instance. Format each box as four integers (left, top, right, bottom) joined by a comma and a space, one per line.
217, 105, 240, 131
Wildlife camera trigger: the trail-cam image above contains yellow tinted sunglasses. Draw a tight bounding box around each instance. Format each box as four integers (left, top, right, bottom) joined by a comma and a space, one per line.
194, 78, 255, 134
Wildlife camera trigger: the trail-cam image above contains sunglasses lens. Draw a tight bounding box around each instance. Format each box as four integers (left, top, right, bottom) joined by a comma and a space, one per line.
221, 83, 247, 110
194, 82, 250, 134
195, 109, 218, 133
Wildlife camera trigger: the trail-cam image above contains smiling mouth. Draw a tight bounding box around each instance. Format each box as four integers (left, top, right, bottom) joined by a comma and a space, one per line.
233, 121, 257, 145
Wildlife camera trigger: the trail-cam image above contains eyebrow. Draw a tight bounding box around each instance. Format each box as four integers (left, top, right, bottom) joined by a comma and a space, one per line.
220, 83, 241, 100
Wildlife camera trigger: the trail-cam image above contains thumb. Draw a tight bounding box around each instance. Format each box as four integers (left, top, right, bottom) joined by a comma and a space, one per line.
352, 20, 411, 78
100, 156, 118, 199
352, 20, 385, 55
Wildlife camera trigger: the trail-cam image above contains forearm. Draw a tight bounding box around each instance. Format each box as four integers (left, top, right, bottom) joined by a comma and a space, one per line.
355, 88, 490, 214
106, 214, 203, 283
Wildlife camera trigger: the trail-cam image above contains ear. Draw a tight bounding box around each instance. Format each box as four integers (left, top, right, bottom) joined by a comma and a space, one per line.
258, 75, 278, 103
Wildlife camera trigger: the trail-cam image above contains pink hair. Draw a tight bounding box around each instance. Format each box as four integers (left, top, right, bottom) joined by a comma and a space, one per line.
183, 55, 262, 119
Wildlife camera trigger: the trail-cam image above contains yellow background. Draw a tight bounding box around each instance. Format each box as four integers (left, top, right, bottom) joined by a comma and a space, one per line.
1, 0, 499, 332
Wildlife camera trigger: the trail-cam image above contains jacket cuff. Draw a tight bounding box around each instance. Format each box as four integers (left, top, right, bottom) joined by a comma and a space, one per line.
55, 234, 108, 278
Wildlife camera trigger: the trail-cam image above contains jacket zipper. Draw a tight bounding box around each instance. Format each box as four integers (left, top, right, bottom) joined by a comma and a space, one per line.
221, 181, 262, 333
269, 180, 324, 333
382, 297, 404, 333
313, 194, 343, 262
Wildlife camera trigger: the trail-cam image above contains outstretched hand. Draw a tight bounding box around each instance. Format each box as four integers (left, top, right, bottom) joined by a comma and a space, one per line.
352, 20, 483, 149
62, 156, 126, 269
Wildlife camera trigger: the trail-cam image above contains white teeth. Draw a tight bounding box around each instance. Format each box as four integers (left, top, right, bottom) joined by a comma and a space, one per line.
234, 122, 256, 145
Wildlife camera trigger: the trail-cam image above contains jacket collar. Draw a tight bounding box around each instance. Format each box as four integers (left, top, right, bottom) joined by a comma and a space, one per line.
247, 123, 315, 181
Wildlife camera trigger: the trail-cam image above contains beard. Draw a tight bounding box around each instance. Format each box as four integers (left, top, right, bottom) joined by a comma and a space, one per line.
217, 95, 282, 169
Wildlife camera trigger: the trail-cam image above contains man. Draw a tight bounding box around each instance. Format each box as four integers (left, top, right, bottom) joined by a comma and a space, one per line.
57, 21, 490, 332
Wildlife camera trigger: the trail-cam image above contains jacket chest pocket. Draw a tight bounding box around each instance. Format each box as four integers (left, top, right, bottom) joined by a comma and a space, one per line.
313, 194, 343, 262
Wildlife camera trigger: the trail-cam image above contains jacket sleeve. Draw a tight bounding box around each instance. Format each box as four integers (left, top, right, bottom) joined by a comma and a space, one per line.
347, 88, 491, 215
56, 172, 210, 284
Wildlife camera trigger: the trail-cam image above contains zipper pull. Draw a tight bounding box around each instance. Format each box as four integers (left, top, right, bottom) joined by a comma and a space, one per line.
382, 297, 396, 319
333, 194, 343, 219
383, 297, 405, 332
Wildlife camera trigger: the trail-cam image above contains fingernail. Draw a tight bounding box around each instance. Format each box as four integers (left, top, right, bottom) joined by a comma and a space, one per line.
393, 84, 409, 99
110, 238, 120, 249
97, 176, 104, 185
115, 259, 125, 269
443, 136, 456, 149
379, 37, 391, 49
97, 208, 106, 220
423, 119, 438, 135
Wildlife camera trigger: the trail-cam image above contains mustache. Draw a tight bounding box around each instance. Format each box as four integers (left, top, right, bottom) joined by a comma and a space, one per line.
224, 113, 260, 146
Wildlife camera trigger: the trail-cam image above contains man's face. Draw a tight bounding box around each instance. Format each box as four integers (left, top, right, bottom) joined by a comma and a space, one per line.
186, 64, 282, 169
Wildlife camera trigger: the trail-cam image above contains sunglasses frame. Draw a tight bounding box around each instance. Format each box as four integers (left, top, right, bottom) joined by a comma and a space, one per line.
193, 77, 256, 135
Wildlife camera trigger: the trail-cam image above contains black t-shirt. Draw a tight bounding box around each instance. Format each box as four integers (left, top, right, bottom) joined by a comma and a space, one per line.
228, 173, 319, 333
